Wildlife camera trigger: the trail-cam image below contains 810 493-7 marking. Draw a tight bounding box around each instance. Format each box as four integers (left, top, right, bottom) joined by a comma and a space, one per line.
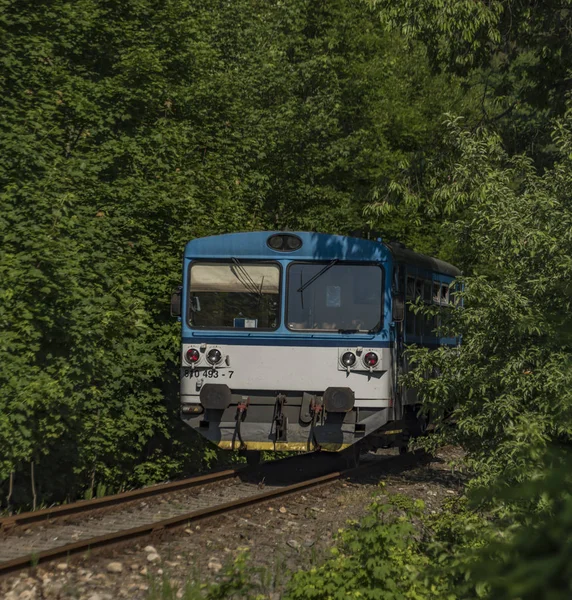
183, 368, 234, 379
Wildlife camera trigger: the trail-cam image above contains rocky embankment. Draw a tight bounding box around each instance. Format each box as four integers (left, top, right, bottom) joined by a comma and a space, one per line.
0, 447, 464, 599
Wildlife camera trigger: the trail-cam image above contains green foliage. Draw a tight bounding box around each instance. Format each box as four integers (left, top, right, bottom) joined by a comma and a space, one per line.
284, 480, 572, 599
0, 0, 471, 507
2, 0, 571, 596
362, 1, 572, 594
397, 113, 572, 487
369, 0, 572, 163
285, 494, 458, 600
471, 456, 572, 599
143, 481, 572, 599
284, 3, 572, 599
370, 0, 572, 75
146, 551, 269, 599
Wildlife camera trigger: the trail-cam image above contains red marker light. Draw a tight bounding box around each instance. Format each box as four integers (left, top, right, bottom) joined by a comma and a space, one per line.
186, 348, 200, 363
364, 352, 379, 367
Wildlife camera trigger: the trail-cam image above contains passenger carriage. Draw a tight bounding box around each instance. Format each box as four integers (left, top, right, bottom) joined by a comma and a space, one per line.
171, 231, 460, 458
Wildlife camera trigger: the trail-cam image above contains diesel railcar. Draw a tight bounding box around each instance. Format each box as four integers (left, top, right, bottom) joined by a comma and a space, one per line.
171, 231, 460, 457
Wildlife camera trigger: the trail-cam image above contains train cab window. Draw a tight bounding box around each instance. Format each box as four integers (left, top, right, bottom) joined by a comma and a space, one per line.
287, 263, 383, 333
188, 262, 280, 329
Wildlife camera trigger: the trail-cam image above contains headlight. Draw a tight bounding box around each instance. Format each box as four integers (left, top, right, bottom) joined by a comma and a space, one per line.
341, 352, 357, 368
207, 348, 222, 365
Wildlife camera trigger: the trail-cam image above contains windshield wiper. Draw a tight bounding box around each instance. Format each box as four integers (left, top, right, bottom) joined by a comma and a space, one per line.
231, 257, 262, 297
297, 259, 338, 293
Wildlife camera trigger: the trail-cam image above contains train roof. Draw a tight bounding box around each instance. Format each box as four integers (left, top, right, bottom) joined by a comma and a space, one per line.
387, 242, 461, 277
184, 231, 460, 277
184, 231, 388, 262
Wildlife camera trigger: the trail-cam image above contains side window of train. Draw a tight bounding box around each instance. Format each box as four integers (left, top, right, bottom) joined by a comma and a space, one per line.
406, 275, 415, 298
442, 284, 452, 335
433, 282, 441, 304
431, 282, 451, 335
423, 280, 434, 337
432, 280, 441, 332
406, 276, 415, 335
414, 279, 424, 337
449, 282, 460, 307
405, 276, 452, 339
423, 280, 432, 304
440, 284, 449, 305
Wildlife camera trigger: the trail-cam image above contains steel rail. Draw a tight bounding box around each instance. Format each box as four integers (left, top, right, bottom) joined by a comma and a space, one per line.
0, 467, 244, 531
0, 466, 354, 576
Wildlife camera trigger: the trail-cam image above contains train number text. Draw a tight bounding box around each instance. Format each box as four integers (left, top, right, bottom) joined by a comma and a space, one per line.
183, 369, 234, 379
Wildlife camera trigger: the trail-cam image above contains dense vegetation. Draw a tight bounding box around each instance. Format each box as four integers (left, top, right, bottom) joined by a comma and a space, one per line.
289, 1, 572, 597
0, 0, 476, 505
1, 0, 572, 596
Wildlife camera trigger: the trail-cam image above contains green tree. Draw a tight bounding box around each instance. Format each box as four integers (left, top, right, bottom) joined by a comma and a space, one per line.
369, 0, 572, 164
394, 113, 572, 486
0, 0, 474, 506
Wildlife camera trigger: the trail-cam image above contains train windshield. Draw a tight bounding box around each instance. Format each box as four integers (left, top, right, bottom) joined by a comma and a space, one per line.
188, 261, 280, 329
287, 263, 383, 333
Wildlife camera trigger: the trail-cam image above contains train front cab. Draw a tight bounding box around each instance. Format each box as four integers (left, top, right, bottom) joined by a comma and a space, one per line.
174, 232, 460, 455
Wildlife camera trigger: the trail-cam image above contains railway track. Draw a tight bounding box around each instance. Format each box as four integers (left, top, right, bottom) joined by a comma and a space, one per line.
0, 466, 244, 532
0, 450, 424, 577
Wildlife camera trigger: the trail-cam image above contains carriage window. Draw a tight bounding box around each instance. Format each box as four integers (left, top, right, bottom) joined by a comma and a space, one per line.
422, 280, 434, 337
423, 281, 432, 303
188, 262, 280, 329
287, 263, 383, 333
440, 284, 449, 305
407, 276, 415, 299
414, 279, 424, 335
433, 282, 441, 304
449, 283, 459, 307
405, 276, 416, 335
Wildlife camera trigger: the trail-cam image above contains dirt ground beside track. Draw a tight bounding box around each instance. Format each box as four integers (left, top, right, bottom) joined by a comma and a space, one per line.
0, 446, 465, 600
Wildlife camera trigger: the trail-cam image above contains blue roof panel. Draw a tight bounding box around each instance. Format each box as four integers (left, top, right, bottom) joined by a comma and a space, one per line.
184, 231, 389, 262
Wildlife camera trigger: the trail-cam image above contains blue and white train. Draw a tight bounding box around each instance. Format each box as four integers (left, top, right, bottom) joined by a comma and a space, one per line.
171, 231, 460, 457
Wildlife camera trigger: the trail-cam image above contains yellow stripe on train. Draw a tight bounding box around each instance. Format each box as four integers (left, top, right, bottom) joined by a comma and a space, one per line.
216, 441, 352, 452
